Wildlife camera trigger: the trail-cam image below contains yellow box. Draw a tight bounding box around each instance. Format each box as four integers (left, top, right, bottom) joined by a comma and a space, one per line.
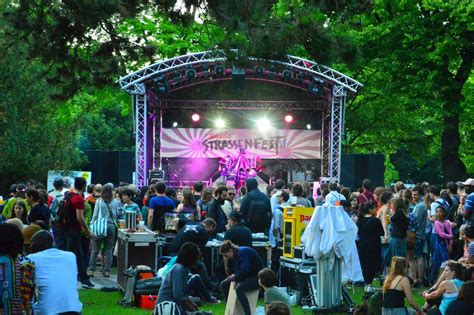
282, 206, 314, 258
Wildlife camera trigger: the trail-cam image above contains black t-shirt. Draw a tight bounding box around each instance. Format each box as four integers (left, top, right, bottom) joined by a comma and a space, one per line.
27, 203, 52, 228
224, 223, 253, 247
390, 210, 409, 238
169, 221, 209, 254
445, 300, 474, 315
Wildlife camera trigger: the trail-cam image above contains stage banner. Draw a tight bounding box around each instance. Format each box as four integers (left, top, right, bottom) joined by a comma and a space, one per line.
161, 128, 321, 159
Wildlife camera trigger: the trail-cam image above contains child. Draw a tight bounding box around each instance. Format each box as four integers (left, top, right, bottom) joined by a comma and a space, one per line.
258, 268, 290, 313
431, 206, 453, 281
121, 188, 143, 222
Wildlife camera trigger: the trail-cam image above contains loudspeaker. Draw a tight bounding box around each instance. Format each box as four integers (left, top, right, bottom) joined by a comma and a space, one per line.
340, 154, 384, 190
85, 151, 133, 185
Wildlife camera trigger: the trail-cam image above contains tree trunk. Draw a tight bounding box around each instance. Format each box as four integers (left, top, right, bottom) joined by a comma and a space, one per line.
440, 46, 472, 183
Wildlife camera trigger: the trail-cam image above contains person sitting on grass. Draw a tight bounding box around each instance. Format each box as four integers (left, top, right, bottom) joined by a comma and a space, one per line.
220, 240, 264, 315
445, 281, 474, 314
423, 261, 464, 315
382, 256, 424, 315
266, 301, 291, 315
258, 268, 289, 312
156, 242, 219, 314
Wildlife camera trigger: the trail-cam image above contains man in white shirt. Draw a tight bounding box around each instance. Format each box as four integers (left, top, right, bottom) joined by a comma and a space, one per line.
27, 230, 83, 315
325, 181, 346, 206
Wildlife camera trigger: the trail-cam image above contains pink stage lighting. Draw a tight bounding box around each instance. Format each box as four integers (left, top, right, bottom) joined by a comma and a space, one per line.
284, 114, 294, 123
191, 113, 200, 122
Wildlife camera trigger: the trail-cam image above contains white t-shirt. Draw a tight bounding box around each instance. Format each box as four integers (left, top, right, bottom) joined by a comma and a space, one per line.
28, 248, 83, 314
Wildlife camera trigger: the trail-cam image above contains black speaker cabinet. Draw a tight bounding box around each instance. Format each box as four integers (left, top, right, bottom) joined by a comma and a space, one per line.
340, 154, 384, 190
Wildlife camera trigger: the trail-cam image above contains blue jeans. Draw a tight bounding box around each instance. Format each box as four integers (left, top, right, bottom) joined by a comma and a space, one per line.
185, 274, 212, 301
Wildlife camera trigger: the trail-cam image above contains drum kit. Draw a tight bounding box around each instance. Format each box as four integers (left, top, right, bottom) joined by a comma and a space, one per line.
218, 148, 261, 189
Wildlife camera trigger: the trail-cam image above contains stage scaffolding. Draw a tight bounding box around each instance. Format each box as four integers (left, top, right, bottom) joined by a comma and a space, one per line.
118, 51, 362, 188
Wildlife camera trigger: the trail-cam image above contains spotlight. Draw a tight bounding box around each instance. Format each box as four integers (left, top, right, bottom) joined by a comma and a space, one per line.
306, 124, 311, 130
185, 67, 196, 79
308, 76, 325, 95
256, 117, 272, 131
152, 74, 169, 94
215, 64, 224, 75
191, 113, 200, 122
284, 114, 294, 123
172, 122, 178, 127
282, 69, 292, 81
215, 118, 226, 129
255, 66, 264, 76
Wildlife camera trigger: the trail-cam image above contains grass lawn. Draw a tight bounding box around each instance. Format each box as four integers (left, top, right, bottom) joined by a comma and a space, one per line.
79, 284, 426, 314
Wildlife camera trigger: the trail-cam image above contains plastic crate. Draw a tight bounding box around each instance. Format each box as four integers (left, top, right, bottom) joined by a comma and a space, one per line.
136, 294, 157, 310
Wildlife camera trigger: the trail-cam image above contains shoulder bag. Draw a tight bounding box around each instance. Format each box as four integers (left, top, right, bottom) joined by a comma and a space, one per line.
90, 200, 108, 238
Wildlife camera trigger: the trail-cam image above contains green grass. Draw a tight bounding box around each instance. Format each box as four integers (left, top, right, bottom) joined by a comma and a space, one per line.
79, 284, 426, 314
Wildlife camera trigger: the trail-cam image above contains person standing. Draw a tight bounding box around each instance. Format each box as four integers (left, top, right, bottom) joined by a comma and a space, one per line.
357, 202, 384, 293
88, 183, 120, 278
411, 185, 428, 287
26, 189, 52, 230
193, 181, 204, 202
176, 190, 201, 221
147, 182, 176, 232
385, 197, 409, 265
430, 206, 454, 283
49, 178, 64, 217
239, 178, 272, 233
55, 177, 94, 288
291, 183, 312, 207
28, 230, 83, 314
357, 179, 374, 205
207, 186, 228, 233
325, 181, 346, 206
461, 178, 474, 224
270, 179, 286, 212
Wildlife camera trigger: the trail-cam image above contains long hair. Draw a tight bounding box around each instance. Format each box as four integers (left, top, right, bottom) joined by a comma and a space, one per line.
12, 200, 28, 224
383, 257, 407, 292
391, 196, 407, 214
182, 190, 197, 208
101, 183, 114, 203
201, 188, 213, 204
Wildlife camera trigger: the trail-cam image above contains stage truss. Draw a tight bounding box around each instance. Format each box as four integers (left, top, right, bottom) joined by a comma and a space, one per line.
118, 51, 362, 188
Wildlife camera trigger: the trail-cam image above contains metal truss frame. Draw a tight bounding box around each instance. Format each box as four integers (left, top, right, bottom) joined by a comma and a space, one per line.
119, 51, 362, 187
133, 91, 148, 188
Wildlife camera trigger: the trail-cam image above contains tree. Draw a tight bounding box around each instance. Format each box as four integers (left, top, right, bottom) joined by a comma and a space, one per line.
0, 46, 84, 192
350, 1, 472, 182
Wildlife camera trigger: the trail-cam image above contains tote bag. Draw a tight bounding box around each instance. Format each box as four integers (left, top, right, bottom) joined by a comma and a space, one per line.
90, 201, 108, 238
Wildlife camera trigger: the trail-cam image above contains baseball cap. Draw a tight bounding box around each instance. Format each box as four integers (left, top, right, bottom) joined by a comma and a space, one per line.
462, 178, 474, 186
228, 210, 243, 222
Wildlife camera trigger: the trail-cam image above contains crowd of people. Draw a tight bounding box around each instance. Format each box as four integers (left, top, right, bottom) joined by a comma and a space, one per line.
0, 175, 473, 314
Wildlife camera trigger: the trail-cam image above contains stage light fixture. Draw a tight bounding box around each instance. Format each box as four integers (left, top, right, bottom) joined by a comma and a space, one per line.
256, 117, 272, 131
215, 64, 224, 75
255, 66, 264, 76
282, 69, 292, 81
152, 74, 169, 94
172, 122, 178, 127
191, 113, 200, 122
308, 76, 325, 96
284, 114, 294, 123
215, 118, 226, 129
306, 124, 312, 130
185, 67, 196, 79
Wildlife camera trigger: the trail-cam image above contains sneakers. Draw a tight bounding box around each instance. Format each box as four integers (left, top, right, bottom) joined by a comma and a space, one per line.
206, 297, 221, 304
81, 279, 95, 288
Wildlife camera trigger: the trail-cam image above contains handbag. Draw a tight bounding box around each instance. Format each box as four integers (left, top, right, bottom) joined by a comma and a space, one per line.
90, 201, 108, 238
135, 277, 162, 295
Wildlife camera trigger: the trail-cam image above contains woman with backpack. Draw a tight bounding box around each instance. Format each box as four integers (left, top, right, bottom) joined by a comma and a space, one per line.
87, 183, 120, 278
430, 206, 453, 283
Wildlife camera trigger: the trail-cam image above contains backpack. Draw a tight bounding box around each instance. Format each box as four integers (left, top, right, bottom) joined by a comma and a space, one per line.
366, 291, 383, 315
49, 191, 64, 217
56, 192, 78, 228
248, 198, 271, 231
